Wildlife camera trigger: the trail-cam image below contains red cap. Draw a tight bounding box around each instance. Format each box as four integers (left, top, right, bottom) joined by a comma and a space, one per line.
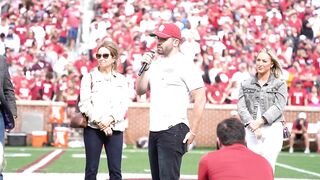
150, 23, 181, 40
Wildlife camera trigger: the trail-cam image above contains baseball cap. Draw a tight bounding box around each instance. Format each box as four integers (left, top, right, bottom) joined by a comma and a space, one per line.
298, 112, 307, 119
150, 23, 182, 40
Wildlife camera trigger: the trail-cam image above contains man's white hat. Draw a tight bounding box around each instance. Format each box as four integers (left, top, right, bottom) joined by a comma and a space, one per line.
298, 112, 307, 119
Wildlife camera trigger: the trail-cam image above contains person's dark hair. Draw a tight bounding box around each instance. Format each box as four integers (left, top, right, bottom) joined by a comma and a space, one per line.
217, 118, 246, 146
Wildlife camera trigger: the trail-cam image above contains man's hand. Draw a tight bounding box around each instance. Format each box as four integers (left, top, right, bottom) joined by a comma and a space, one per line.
183, 131, 196, 145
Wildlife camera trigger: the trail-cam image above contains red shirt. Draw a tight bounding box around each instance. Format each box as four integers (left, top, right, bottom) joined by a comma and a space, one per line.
198, 144, 273, 180
14, 25, 28, 44
289, 87, 307, 106
17, 87, 31, 100
306, 93, 320, 106
206, 84, 224, 104
292, 119, 308, 131
41, 80, 55, 100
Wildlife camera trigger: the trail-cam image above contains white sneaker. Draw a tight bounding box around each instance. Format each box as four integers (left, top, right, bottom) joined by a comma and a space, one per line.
304, 148, 310, 154
289, 147, 294, 153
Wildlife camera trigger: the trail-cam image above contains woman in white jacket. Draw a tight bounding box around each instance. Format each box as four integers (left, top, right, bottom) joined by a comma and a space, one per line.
79, 40, 129, 180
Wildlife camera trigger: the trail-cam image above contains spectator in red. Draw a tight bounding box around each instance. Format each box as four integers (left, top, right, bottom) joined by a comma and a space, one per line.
198, 118, 273, 180
289, 112, 310, 154
62, 84, 79, 120
40, 72, 55, 101
14, 18, 28, 45
306, 84, 320, 106
73, 52, 92, 75
55, 74, 69, 102
206, 75, 224, 104
287, 10, 302, 33
30, 71, 44, 100
64, 0, 82, 50
300, 63, 318, 92
310, 44, 320, 75
15, 78, 32, 100
288, 80, 308, 106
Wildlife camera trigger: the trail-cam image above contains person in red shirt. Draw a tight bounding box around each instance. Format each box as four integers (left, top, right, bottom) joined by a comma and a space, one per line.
289, 112, 310, 154
40, 72, 55, 101
30, 71, 44, 100
306, 85, 320, 106
15, 79, 32, 100
73, 52, 92, 75
198, 118, 273, 180
206, 75, 224, 104
288, 80, 308, 106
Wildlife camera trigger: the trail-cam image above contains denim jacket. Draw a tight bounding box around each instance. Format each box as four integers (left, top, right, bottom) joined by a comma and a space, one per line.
237, 74, 288, 125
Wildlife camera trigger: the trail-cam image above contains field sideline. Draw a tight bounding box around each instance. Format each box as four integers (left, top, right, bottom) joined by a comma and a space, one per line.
3, 147, 320, 179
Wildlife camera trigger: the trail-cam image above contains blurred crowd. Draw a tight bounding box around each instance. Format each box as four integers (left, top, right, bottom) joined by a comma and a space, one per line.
0, 0, 320, 108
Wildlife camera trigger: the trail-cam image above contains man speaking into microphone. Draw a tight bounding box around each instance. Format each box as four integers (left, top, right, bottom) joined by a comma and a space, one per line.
136, 23, 206, 180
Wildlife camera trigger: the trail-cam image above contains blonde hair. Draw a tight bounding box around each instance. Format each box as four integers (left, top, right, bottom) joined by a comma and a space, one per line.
96, 40, 119, 71
258, 47, 283, 78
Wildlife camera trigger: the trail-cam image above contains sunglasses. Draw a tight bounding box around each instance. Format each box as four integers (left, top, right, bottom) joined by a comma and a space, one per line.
96, 53, 110, 59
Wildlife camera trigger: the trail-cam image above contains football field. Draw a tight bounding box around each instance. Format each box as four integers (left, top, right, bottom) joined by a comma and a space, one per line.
3, 147, 320, 179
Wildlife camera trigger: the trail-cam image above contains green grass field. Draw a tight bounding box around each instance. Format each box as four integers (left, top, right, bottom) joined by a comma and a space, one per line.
4, 146, 320, 179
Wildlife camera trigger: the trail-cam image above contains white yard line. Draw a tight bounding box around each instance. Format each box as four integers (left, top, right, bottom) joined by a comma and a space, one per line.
22, 149, 63, 173
276, 162, 320, 178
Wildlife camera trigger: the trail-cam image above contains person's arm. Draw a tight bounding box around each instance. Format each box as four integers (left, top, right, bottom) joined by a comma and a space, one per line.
261, 80, 288, 124
251, 80, 288, 131
237, 81, 254, 125
2, 56, 17, 117
301, 120, 308, 133
207, 91, 217, 104
78, 73, 95, 122
136, 70, 150, 96
136, 51, 155, 95
183, 87, 206, 144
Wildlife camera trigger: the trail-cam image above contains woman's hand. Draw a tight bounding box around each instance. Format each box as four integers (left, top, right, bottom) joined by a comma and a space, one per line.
249, 118, 266, 132
254, 128, 262, 139
103, 127, 113, 136
99, 116, 115, 130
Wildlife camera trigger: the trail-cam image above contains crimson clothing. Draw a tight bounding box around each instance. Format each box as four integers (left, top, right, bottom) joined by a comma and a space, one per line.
198, 144, 273, 180
289, 87, 307, 106
292, 119, 308, 131
41, 80, 55, 100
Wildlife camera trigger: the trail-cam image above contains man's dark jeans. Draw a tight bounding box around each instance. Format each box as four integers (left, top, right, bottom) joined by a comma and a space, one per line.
84, 127, 123, 180
148, 123, 189, 180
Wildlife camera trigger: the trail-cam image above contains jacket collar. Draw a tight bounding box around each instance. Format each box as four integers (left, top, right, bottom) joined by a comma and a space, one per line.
250, 73, 276, 86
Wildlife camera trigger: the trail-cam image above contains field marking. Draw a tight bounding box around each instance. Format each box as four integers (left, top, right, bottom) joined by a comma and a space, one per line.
5, 153, 31, 157
22, 149, 63, 173
276, 162, 320, 178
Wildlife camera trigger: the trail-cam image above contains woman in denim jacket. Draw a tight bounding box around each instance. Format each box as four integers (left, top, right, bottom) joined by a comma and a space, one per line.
238, 48, 288, 173
79, 40, 129, 180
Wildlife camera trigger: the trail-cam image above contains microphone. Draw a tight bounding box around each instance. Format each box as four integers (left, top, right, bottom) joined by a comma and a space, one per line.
138, 50, 156, 76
